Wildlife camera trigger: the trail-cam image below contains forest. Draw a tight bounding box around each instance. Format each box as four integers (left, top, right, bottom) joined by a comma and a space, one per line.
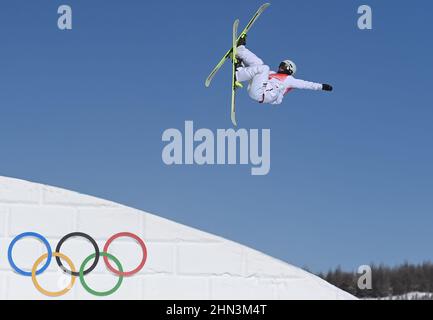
317, 262, 433, 299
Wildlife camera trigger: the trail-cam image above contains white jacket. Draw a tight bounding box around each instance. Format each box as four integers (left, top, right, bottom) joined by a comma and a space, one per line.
235, 46, 324, 105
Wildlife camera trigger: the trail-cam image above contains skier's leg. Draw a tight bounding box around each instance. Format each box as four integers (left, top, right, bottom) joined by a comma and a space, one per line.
236, 46, 264, 67
247, 65, 270, 102
235, 46, 270, 102
235, 64, 270, 102
236, 64, 269, 83
235, 45, 268, 82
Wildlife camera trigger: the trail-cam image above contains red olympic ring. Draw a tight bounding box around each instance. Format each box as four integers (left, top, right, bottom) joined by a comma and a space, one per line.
103, 232, 148, 277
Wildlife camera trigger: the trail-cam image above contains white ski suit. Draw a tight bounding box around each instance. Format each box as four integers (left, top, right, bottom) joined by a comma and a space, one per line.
236, 46, 323, 105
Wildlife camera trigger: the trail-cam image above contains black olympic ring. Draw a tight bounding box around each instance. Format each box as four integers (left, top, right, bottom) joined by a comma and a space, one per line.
55, 232, 100, 276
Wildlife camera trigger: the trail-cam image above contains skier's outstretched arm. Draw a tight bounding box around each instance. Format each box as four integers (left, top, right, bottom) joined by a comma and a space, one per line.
285, 77, 333, 91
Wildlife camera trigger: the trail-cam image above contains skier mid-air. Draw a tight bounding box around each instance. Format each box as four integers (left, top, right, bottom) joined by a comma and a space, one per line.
205, 3, 333, 125
234, 35, 334, 105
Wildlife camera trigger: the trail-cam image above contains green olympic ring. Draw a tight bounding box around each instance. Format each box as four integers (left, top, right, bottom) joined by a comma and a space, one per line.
79, 252, 124, 297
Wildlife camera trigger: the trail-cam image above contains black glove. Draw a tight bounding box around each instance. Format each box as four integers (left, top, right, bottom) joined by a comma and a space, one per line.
322, 84, 333, 91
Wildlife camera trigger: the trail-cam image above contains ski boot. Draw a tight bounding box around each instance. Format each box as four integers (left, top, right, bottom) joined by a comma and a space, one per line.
237, 33, 247, 47
232, 57, 244, 89
234, 72, 243, 89
234, 33, 247, 88
229, 34, 247, 89
230, 33, 247, 66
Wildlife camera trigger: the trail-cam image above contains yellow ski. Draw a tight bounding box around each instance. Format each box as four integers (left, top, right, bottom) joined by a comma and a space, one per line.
231, 19, 240, 127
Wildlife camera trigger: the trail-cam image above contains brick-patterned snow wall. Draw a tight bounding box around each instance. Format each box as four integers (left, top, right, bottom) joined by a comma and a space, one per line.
0, 177, 355, 300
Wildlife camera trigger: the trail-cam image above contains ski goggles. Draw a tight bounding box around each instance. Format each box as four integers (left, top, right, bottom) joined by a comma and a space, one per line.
7, 232, 148, 297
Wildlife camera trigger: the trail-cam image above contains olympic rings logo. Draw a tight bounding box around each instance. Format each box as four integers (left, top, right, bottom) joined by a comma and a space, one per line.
7, 232, 148, 297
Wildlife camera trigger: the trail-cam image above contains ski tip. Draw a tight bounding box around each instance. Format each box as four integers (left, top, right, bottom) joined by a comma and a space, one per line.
231, 113, 237, 127
205, 80, 210, 88
260, 3, 271, 10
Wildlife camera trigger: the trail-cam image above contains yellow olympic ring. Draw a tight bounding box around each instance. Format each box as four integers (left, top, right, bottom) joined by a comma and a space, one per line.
32, 252, 76, 297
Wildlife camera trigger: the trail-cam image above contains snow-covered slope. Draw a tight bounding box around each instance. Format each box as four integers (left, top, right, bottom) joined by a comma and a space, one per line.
0, 176, 356, 300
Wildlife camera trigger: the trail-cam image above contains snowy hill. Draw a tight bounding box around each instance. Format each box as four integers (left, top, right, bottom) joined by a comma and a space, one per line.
0, 176, 356, 300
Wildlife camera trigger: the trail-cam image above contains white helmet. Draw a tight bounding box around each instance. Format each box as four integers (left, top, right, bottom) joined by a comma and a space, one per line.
279, 60, 297, 75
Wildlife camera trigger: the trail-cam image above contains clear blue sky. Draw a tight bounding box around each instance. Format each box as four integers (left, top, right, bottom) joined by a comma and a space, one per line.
1, 1, 433, 273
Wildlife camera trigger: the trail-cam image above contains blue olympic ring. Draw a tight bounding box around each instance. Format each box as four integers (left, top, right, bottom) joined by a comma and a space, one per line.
8, 232, 53, 277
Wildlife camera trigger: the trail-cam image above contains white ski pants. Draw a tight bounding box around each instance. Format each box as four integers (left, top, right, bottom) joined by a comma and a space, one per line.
236, 46, 270, 103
